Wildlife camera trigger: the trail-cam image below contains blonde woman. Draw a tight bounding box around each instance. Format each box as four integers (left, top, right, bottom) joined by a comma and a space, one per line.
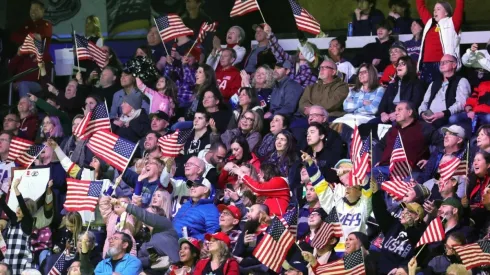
194, 232, 239, 275
85, 15, 103, 47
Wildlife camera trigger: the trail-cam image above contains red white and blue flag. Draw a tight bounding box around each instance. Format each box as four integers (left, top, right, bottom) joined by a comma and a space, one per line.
313, 249, 366, 275
454, 240, 490, 270
10, 144, 45, 167
381, 180, 416, 201
416, 217, 445, 247
324, 207, 343, 238
73, 103, 111, 140
311, 222, 337, 250
75, 34, 108, 68
7, 137, 34, 163
19, 33, 44, 62
230, 0, 260, 17
196, 22, 218, 44
287, 0, 321, 35
279, 207, 298, 236
48, 252, 67, 275
158, 129, 192, 158
154, 14, 194, 43
389, 133, 411, 180
87, 130, 138, 172
64, 179, 103, 212
351, 138, 371, 185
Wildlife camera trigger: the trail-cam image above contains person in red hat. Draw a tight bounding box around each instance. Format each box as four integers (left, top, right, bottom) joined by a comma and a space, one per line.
168, 237, 202, 275
217, 204, 242, 251
194, 232, 240, 275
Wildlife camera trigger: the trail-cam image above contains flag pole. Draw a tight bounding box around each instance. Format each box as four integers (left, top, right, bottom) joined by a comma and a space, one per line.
255, 0, 267, 24
414, 243, 426, 258
184, 24, 203, 59
153, 17, 170, 56
370, 130, 373, 180
37, 38, 46, 80
21, 145, 46, 178
73, 30, 81, 73
104, 100, 112, 133
397, 132, 413, 179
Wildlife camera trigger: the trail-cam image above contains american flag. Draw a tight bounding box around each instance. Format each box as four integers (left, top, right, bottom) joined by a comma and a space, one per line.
154, 14, 194, 43
7, 137, 34, 163
453, 149, 468, 176
12, 144, 45, 167
351, 124, 362, 160
381, 180, 416, 201
324, 207, 343, 238
87, 130, 138, 172
287, 0, 321, 35
196, 22, 218, 44
64, 178, 103, 212
314, 249, 366, 275
351, 138, 371, 185
48, 250, 67, 275
230, 0, 260, 17
311, 222, 337, 250
279, 207, 298, 236
416, 217, 445, 247
389, 133, 411, 180
438, 149, 467, 186
252, 216, 295, 273
74, 34, 108, 68
73, 103, 111, 140
158, 129, 192, 158
454, 240, 490, 270
19, 33, 44, 62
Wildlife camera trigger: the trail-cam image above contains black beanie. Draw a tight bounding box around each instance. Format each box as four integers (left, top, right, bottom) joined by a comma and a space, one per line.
351, 232, 370, 250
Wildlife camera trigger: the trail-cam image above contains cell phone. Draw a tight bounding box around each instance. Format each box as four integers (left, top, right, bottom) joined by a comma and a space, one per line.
146, 246, 158, 255
226, 184, 234, 190
423, 110, 434, 117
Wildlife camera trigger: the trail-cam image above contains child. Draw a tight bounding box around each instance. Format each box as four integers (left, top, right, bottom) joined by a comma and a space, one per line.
136, 76, 178, 118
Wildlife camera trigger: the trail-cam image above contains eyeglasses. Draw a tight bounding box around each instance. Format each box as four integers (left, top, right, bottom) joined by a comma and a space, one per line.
0, 138, 9, 143
396, 61, 407, 67
184, 162, 199, 168
440, 60, 455, 66
241, 116, 255, 123
358, 70, 368, 75
319, 65, 335, 70
220, 211, 233, 217
3, 118, 19, 123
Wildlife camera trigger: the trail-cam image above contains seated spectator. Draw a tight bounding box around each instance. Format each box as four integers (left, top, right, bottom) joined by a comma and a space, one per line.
419, 55, 471, 129
464, 150, 490, 231
141, 131, 162, 159
462, 42, 490, 86
404, 19, 424, 63
59, 114, 95, 167
198, 88, 232, 134
78, 66, 121, 109
197, 141, 227, 184
352, 0, 385, 36
255, 114, 289, 161
228, 87, 264, 129
264, 24, 318, 88
136, 75, 177, 118
17, 96, 39, 141
380, 42, 408, 85
243, 24, 276, 74
121, 157, 164, 207
167, 237, 201, 275
324, 36, 356, 83
353, 20, 395, 72
2, 113, 21, 136
387, 0, 413, 34
93, 232, 142, 274
110, 71, 150, 119
0, 132, 15, 194
40, 115, 64, 143
194, 232, 239, 275
239, 65, 275, 112
207, 26, 246, 69
112, 92, 151, 143
419, 232, 467, 275
297, 170, 321, 240
217, 204, 242, 251
28, 93, 71, 136
435, 198, 474, 244
263, 130, 298, 178
47, 78, 85, 119
453, 80, 490, 136
476, 125, 490, 153
211, 48, 242, 103
149, 111, 170, 137
216, 110, 262, 152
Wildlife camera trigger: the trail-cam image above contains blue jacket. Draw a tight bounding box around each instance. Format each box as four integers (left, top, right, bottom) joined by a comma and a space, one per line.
173, 198, 220, 240
94, 253, 142, 275
269, 77, 304, 116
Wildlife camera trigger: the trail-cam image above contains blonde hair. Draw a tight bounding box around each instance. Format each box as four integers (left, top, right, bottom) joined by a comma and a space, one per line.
446, 264, 471, 275
62, 212, 83, 244
151, 189, 173, 220
86, 15, 102, 38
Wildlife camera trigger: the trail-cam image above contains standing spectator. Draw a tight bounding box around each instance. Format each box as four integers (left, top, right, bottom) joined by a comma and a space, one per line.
78, 15, 104, 82
211, 48, 242, 103
404, 19, 424, 63
207, 26, 247, 70
17, 97, 39, 141
352, 0, 385, 36
353, 20, 395, 72
243, 24, 276, 74
78, 66, 121, 110
165, 53, 199, 109
47, 78, 85, 119
147, 26, 167, 65
325, 37, 356, 83
416, 0, 464, 84
194, 232, 239, 275
136, 76, 178, 118
2, 114, 21, 136
387, 0, 413, 34
419, 55, 471, 129
94, 232, 142, 274
40, 115, 64, 143
28, 93, 71, 136
181, 0, 212, 36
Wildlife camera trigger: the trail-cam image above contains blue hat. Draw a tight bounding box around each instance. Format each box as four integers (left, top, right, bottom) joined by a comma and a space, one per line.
289, 260, 308, 274
275, 60, 293, 70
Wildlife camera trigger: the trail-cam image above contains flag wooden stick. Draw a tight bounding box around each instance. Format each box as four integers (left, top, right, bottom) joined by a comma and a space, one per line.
104, 100, 112, 133
37, 38, 46, 80
153, 17, 170, 56
414, 243, 426, 258
255, 0, 267, 24
397, 132, 413, 180
295, 241, 303, 252
370, 130, 373, 180
21, 145, 46, 178
465, 141, 469, 197
73, 30, 81, 73
184, 32, 201, 59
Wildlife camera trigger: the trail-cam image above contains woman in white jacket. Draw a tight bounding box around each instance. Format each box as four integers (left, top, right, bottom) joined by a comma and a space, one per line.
462, 42, 490, 85
206, 26, 246, 70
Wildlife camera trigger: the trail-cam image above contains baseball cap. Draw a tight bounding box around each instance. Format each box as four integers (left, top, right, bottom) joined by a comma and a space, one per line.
390, 41, 408, 55
275, 60, 293, 70
441, 197, 463, 213
150, 111, 169, 122
289, 260, 308, 274
310, 208, 327, 220
442, 125, 465, 139
186, 178, 211, 189
402, 202, 425, 220
178, 237, 202, 253
205, 232, 231, 247
217, 204, 242, 220
334, 159, 353, 169
252, 23, 265, 30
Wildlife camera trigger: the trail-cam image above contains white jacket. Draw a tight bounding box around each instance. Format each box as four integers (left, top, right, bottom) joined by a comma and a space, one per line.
418, 17, 461, 71
206, 44, 246, 70
462, 49, 490, 72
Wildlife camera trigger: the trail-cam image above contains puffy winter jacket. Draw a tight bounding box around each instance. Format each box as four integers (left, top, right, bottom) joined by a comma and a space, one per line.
173, 199, 220, 240
242, 175, 290, 217
465, 81, 490, 114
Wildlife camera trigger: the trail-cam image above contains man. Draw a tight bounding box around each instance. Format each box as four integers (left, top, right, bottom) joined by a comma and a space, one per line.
211, 48, 241, 103
354, 20, 395, 72
298, 171, 321, 240
243, 24, 276, 74
150, 111, 170, 136
141, 131, 162, 159
79, 66, 121, 109
304, 208, 340, 269
0, 131, 15, 195
436, 198, 474, 243
94, 232, 142, 274
352, 0, 385, 36
147, 26, 166, 64
197, 141, 227, 183
28, 93, 71, 136
284, 261, 308, 275
172, 177, 220, 240
121, 157, 164, 207
217, 204, 242, 251
387, 0, 413, 34
424, 232, 467, 274
376, 101, 442, 180
298, 60, 349, 119
380, 42, 408, 85
419, 54, 471, 128
2, 114, 20, 136
264, 61, 304, 119
110, 71, 149, 118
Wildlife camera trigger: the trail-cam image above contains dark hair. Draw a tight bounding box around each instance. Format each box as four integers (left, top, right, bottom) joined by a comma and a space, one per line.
44, 94, 59, 106
357, 0, 376, 5
275, 130, 298, 169
389, 0, 409, 9
238, 87, 260, 111
196, 64, 218, 98
476, 124, 490, 139
447, 231, 467, 245
200, 86, 225, 110
105, 47, 123, 73
179, 241, 200, 265
146, 130, 162, 140
331, 35, 347, 50
86, 93, 104, 104
376, 19, 393, 32
271, 113, 290, 130
397, 100, 417, 119
210, 141, 227, 152
195, 111, 211, 122
222, 48, 237, 60
257, 203, 270, 215
156, 76, 179, 109
103, 66, 119, 77
0, 131, 13, 142
308, 122, 327, 137
260, 163, 281, 181
115, 232, 133, 254
135, 45, 152, 58
476, 150, 490, 165
230, 136, 252, 164
31, 0, 45, 9
396, 56, 418, 82
354, 63, 380, 91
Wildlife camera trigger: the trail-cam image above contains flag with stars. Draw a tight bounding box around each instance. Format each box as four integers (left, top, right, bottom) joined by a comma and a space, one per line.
253, 216, 295, 273
389, 133, 411, 180
416, 217, 445, 247
64, 178, 103, 212
14, 144, 45, 168
230, 0, 260, 17
158, 129, 192, 158
311, 221, 337, 250
196, 22, 218, 44
351, 138, 371, 186
155, 14, 194, 43
7, 137, 34, 163
351, 124, 362, 160
73, 102, 111, 140
324, 207, 343, 238
74, 34, 108, 68
381, 180, 416, 201
287, 0, 321, 35
87, 130, 138, 172
313, 249, 366, 275
48, 252, 67, 275
279, 207, 298, 236
454, 240, 490, 270
19, 33, 44, 62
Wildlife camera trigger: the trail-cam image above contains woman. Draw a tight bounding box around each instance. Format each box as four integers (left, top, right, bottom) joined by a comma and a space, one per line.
218, 110, 263, 152
228, 87, 264, 129
40, 115, 64, 142
464, 151, 490, 233
200, 87, 232, 134
264, 130, 298, 177
404, 19, 424, 63
101, 46, 123, 73
167, 237, 201, 275
135, 45, 152, 59
85, 15, 103, 47
149, 188, 173, 220
239, 65, 274, 112
416, 0, 464, 83
476, 125, 490, 153
325, 36, 356, 83
112, 93, 151, 143
194, 232, 239, 275
206, 26, 247, 70
255, 114, 289, 160
0, 178, 37, 274
17, 96, 39, 141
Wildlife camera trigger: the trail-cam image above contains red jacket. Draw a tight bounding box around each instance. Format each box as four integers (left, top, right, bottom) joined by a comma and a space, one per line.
380, 64, 396, 85
11, 19, 52, 62
218, 153, 261, 189
18, 114, 39, 141
465, 81, 490, 114
216, 66, 242, 102
193, 258, 240, 275
242, 175, 290, 217
8, 54, 52, 83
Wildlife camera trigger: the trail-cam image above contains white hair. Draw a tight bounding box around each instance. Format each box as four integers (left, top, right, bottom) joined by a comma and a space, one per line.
310, 105, 329, 118
21, 270, 42, 275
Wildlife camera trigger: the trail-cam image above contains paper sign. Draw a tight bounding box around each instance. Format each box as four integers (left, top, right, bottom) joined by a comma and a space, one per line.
7, 167, 50, 211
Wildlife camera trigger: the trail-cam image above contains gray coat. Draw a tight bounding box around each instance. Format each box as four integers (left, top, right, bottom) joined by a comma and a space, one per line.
269, 77, 304, 116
